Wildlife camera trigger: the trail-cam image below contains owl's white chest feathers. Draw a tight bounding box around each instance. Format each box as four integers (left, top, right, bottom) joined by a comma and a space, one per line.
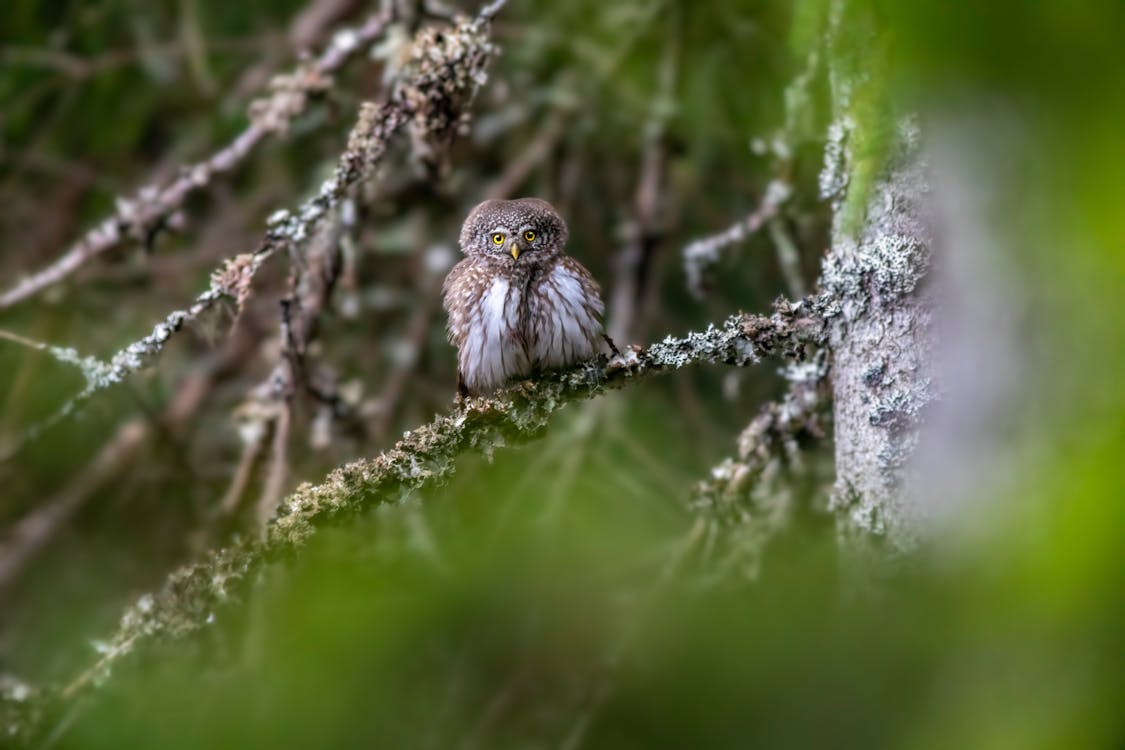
462, 275, 530, 393
457, 262, 603, 393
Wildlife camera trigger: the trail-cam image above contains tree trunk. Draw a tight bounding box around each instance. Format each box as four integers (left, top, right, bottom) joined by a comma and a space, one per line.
821, 121, 935, 551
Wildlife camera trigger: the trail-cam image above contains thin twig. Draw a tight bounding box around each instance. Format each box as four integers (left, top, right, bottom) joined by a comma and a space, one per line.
0, 9, 394, 311
368, 262, 445, 445
690, 353, 831, 524
0, 327, 254, 600
476, 0, 510, 23
767, 215, 808, 299
0, 421, 147, 601
1, 16, 498, 460
0, 252, 270, 462
682, 177, 793, 299
257, 401, 293, 527
606, 13, 678, 345
217, 425, 269, 518
483, 100, 573, 200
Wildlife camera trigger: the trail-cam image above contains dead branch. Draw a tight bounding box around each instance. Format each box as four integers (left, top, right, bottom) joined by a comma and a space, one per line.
367, 250, 447, 446
477, 0, 510, 22
0, 326, 256, 601
606, 19, 677, 345
682, 177, 793, 299
40, 298, 827, 722
254, 219, 347, 525
257, 400, 294, 527
690, 354, 831, 524
0, 14, 498, 461
0, 9, 394, 311
767, 216, 808, 299
0, 265, 262, 462
482, 100, 572, 200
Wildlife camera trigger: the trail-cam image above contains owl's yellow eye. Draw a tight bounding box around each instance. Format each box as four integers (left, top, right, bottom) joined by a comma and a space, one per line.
491, 233, 504, 245
523, 230, 536, 242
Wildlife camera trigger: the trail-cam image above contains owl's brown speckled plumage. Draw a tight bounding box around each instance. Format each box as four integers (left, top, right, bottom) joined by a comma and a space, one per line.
442, 198, 605, 395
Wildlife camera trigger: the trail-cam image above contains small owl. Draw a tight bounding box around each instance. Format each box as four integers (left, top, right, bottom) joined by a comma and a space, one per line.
442, 198, 605, 396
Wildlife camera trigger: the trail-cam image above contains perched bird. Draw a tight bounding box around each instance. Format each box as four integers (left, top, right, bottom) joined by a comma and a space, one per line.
442, 197, 606, 396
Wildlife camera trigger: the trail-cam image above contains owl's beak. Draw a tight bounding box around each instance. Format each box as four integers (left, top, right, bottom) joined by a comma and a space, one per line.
508, 240, 521, 261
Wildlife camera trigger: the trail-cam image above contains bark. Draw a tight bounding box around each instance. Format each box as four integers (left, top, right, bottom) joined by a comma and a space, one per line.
820, 122, 935, 551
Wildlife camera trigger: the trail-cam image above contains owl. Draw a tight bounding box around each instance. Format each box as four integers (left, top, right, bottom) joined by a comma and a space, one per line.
442, 198, 606, 396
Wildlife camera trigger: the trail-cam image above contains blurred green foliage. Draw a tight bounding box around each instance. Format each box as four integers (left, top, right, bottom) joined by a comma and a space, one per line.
1, 0, 1123, 747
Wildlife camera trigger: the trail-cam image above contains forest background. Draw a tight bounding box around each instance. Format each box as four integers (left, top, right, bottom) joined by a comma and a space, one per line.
0, 0, 1122, 746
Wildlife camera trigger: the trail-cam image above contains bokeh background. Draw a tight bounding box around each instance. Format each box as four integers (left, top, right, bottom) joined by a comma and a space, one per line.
0, 0, 1122, 747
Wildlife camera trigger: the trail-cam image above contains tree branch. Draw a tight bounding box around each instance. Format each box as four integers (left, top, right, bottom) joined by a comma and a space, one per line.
0, 328, 256, 600
32, 299, 825, 723
682, 178, 792, 299
0, 9, 394, 311
0, 13, 498, 461
690, 354, 830, 524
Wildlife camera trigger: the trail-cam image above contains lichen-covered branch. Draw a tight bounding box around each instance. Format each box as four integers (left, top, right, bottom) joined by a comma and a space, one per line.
39, 301, 824, 722
0, 14, 498, 461
0, 265, 261, 461
0, 9, 394, 311
691, 354, 831, 524
684, 352, 832, 580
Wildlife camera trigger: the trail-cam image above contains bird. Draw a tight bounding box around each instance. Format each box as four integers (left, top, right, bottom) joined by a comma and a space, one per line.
442, 197, 606, 396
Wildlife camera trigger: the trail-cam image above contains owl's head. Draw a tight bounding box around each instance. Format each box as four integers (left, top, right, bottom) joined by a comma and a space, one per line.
459, 197, 568, 266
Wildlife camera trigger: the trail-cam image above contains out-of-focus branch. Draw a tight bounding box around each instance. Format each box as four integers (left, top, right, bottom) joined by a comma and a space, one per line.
257, 399, 294, 527
0, 420, 146, 599
680, 34, 821, 302
0, 327, 256, 601
0, 15, 498, 461
607, 16, 677, 345
290, 0, 368, 52
482, 101, 572, 200
47, 298, 828, 719
254, 218, 347, 525
0, 259, 267, 462
691, 354, 830, 524
0, 10, 395, 311
368, 248, 448, 446
477, 0, 510, 22
682, 177, 792, 299
767, 216, 808, 300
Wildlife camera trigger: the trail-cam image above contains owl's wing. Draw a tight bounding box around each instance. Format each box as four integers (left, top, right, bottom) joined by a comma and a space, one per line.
558, 255, 606, 323
441, 257, 485, 396
441, 256, 478, 348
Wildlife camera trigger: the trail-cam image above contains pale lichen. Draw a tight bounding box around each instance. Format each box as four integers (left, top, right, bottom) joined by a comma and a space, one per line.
3, 10, 500, 462
820, 110, 936, 551
40, 301, 825, 726
0, 673, 40, 745
819, 117, 852, 202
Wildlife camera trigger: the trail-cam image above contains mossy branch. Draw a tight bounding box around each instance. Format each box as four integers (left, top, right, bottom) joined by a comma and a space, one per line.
691, 353, 831, 524
30, 297, 827, 720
